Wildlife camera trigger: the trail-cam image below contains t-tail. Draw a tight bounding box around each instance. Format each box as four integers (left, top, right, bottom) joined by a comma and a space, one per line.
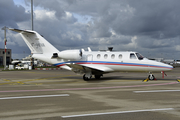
9, 28, 59, 64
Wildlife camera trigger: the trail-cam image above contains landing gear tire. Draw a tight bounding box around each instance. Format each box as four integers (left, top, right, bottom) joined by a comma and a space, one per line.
83, 74, 89, 81
148, 74, 155, 80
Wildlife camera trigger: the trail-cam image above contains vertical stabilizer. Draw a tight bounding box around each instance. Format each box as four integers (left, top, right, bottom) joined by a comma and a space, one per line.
9, 28, 59, 54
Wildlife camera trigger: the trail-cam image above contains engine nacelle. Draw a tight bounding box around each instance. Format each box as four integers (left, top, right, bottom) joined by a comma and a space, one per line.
58, 49, 82, 60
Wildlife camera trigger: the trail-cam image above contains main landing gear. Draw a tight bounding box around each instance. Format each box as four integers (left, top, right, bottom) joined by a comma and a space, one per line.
83, 74, 92, 81
94, 74, 103, 79
83, 74, 103, 81
83, 74, 91, 81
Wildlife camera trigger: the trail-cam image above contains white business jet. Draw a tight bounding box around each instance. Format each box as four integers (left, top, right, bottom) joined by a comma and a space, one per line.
10, 28, 173, 81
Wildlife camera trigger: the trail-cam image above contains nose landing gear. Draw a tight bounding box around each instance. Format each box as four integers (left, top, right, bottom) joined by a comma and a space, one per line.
143, 73, 157, 82
148, 74, 156, 80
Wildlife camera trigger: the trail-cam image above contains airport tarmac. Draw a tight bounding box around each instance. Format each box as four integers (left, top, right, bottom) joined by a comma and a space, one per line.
0, 68, 180, 120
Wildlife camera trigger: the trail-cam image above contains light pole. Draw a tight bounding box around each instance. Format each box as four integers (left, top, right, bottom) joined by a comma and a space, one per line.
31, 0, 34, 31
31, 0, 34, 69
1, 26, 8, 70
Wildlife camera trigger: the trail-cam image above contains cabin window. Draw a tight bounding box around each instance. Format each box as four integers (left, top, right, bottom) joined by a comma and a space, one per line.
104, 54, 108, 59
111, 54, 115, 59
119, 54, 122, 59
136, 53, 144, 60
97, 54, 101, 59
130, 53, 137, 59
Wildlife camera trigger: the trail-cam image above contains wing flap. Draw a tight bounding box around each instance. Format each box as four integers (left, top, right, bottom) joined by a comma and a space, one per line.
66, 63, 84, 70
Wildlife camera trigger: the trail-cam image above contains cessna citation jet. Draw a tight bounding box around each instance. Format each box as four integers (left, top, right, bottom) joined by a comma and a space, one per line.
10, 28, 173, 81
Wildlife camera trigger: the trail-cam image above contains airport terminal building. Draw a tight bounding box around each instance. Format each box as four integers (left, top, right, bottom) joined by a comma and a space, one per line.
0, 48, 12, 66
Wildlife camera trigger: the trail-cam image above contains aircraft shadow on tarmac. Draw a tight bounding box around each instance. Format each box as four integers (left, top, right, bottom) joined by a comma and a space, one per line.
62, 75, 176, 82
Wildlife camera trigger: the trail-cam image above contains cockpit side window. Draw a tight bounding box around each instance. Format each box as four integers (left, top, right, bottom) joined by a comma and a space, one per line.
130, 53, 137, 59
136, 53, 144, 60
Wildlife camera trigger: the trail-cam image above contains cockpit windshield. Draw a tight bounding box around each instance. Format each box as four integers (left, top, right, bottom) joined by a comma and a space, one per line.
136, 53, 144, 60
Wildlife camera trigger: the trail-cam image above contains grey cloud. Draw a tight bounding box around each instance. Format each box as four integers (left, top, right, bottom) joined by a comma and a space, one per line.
0, 0, 31, 58
25, 0, 180, 57
112, 0, 180, 38
0, 0, 30, 28
61, 0, 180, 39
25, 0, 66, 19
1, 0, 180, 59
30, 11, 87, 50
135, 36, 172, 49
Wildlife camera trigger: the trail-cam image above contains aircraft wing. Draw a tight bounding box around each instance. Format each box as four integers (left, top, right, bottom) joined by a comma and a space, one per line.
65, 63, 114, 74
81, 64, 114, 72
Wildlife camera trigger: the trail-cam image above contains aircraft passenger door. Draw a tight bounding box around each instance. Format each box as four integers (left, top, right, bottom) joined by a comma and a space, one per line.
87, 54, 93, 61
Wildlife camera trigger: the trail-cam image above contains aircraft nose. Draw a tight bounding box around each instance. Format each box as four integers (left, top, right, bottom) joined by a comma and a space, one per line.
162, 63, 173, 71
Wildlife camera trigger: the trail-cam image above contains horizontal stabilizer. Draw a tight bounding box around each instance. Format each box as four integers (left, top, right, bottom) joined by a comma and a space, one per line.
9, 28, 35, 34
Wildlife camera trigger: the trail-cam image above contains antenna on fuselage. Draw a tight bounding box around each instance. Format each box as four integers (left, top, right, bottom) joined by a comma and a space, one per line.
81, 49, 85, 52
108, 47, 113, 51
88, 47, 92, 52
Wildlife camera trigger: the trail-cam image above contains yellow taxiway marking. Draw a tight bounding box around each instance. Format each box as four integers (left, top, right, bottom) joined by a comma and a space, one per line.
0, 75, 72, 85
3, 79, 11, 82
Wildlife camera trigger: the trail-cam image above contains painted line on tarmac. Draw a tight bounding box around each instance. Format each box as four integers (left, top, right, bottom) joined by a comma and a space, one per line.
0, 82, 178, 93
134, 89, 180, 93
61, 108, 174, 118
0, 94, 69, 100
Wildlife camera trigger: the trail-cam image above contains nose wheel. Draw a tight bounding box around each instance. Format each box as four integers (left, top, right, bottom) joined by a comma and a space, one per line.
148, 74, 155, 80
143, 73, 156, 82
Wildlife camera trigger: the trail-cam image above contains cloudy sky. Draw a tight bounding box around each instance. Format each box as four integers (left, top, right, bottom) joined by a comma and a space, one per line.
0, 0, 180, 59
